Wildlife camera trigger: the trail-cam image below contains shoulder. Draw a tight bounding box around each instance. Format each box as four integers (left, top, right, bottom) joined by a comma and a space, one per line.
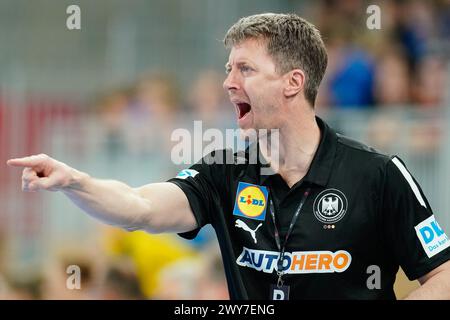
334, 132, 416, 189
335, 132, 392, 166
196, 148, 251, 179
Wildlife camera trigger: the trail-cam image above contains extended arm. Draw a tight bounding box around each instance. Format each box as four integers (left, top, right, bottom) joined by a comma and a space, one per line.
7, 154, 197, 234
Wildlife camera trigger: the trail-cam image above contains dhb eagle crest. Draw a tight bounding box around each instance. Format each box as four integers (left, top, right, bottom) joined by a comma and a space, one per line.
313, 189, 348, 224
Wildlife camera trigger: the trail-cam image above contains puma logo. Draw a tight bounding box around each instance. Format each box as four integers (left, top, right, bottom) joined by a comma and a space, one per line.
235, 219, 263, 244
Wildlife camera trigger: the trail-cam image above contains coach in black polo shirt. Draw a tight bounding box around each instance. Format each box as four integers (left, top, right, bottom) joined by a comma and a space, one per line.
168, 13, 450, 299
8, 13, 450, 300
170, 116, 450, 299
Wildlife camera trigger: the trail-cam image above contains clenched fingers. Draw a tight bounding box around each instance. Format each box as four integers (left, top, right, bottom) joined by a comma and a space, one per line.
22, 167, 39, 192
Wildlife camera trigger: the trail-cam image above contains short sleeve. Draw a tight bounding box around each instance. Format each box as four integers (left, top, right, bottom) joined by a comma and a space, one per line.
381, 156, 450, 280
167, 151, 224, 240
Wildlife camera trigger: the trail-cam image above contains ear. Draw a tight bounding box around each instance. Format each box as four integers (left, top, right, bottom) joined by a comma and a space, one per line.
283, 69, 305, 98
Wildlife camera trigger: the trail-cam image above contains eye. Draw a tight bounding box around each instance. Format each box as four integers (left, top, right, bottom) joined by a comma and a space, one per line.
240, 65, 252, 74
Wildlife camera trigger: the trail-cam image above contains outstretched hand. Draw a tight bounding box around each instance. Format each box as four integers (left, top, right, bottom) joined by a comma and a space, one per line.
7, 154, 74, 192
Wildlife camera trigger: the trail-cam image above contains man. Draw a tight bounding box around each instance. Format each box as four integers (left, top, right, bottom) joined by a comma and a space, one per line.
7, 13, 450, 300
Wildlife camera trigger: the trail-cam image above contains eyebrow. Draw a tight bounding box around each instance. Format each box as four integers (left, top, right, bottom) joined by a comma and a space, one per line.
225, 61, 252, 72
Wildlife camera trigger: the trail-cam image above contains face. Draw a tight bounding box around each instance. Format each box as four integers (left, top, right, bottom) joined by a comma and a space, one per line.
223, 38, 286, 133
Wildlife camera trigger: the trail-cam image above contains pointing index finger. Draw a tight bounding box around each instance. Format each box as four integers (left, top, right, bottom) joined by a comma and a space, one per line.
7, 155, 44, 168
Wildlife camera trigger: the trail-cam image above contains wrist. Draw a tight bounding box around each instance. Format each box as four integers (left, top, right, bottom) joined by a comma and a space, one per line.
65, 167, 90, 192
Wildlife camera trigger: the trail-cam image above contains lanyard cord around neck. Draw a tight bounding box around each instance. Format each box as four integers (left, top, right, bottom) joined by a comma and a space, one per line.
269, 187, 311, 288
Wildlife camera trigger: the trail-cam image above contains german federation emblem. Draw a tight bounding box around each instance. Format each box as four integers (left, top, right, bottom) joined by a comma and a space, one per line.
313, 189, 348, 224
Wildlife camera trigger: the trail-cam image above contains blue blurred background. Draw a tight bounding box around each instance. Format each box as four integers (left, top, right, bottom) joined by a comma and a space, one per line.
0, 0, 449, 299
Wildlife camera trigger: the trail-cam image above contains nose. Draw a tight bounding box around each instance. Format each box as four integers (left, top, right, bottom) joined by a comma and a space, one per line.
223, 70, 240, 92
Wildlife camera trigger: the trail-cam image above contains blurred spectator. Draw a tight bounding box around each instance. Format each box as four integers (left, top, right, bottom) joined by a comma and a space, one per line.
315, 0, 376, 108
392, 0, 434, 71
412, 55, 448, 107
128, 72, 180, 157
374, 47, 410, 106
40, 249, 104, 299
0, 274, 42, 300
186, 69, 231, 127
153, 257, 204, 299
96, 88, 131, 159
153, 243, 228, 300
102, 227, 197, 299
100, 258, 145, 300
326, 41, 376, 108
315, 0, 449, 110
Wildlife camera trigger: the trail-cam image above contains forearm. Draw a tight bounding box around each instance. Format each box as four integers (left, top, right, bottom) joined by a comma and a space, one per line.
61, 168, 152, 231
404, 269, 450, 300
7, 154, 195, 234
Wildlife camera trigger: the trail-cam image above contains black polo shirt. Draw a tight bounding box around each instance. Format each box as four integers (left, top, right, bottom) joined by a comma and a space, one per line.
167, 117, 450, 300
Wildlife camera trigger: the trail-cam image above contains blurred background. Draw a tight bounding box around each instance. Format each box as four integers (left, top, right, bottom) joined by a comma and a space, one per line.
0, 0, 449, 299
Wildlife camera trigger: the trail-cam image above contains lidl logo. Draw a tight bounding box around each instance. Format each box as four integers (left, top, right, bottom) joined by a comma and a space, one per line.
415, 215, 450, 258
233, 182, 268, 221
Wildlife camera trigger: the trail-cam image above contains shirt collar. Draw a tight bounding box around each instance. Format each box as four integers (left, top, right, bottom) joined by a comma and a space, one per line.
253, 116, 337, 187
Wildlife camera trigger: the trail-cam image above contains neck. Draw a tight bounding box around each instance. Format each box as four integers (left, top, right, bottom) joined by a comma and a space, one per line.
259, 112, 321, 187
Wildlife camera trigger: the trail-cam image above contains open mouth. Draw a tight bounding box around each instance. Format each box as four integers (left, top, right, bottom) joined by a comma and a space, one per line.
236, 102, 251, 119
